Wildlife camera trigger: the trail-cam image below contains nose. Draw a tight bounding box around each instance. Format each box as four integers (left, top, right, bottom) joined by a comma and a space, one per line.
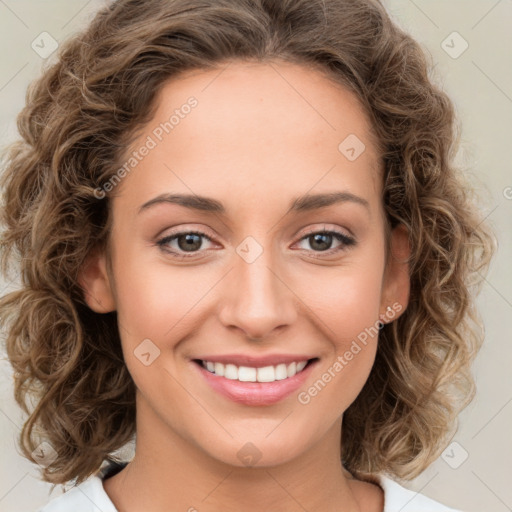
218, 245, 297, 341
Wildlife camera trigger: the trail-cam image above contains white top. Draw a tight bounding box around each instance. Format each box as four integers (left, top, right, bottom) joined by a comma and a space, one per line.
37, 461, 462, 512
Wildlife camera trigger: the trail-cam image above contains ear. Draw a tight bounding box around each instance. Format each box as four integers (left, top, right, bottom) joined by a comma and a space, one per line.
77, 245, 116, 313
379, 223, 410, 324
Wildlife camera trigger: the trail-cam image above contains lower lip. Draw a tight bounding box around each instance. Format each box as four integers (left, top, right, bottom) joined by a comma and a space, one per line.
192, 360, 318, 406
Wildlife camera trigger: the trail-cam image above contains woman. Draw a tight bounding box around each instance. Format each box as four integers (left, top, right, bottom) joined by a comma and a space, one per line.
0, 0, 494, 510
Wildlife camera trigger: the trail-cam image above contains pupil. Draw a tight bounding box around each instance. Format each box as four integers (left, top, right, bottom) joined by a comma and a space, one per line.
178, 233, 202, 252
311, 233, 331, 251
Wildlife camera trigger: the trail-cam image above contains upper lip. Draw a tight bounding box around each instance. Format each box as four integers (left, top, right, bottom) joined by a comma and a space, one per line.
192, 354, 318, 368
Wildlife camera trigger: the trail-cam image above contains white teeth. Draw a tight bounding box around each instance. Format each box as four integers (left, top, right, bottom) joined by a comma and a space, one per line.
238, 366, 257, 382
201, 359, 312, 382
296, 361, 307, 372
287, 362, 296, 377
275, 363, 288, 380
257, 366, 275, 382
224, 363, 238, 380
214, 362, 225, 377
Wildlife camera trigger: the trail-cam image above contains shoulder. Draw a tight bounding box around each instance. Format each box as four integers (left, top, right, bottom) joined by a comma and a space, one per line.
371, 474, 463, 512
36, 463, 121, 512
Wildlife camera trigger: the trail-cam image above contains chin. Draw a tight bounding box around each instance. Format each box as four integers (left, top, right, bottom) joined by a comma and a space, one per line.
198, 430, 311, 469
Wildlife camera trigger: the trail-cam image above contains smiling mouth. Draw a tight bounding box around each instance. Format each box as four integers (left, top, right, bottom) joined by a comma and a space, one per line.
192, 358, 319, 383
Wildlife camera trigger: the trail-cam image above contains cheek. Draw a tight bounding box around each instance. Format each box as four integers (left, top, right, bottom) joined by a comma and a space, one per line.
296, 257, 384, 405
111, 243, 208, 341
111, 261, 208, 397
304, 259, 384, 343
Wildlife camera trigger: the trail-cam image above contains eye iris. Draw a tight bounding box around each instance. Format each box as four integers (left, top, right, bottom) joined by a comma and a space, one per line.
310, 233, 332, 251
178, 233, 202, 252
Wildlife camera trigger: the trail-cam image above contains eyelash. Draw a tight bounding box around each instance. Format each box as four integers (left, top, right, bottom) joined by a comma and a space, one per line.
155, 227, 356, 259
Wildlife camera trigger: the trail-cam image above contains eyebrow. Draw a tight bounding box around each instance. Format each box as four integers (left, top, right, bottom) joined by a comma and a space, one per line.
138, 191, 370, 215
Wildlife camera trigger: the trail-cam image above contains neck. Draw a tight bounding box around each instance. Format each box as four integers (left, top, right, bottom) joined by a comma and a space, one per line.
103, 393, 375, 512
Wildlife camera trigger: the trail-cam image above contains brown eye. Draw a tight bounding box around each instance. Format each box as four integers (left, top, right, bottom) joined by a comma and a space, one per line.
308, 232, 334, 251
175, 233, 203, 252
295, 230, 356, 255
156, 231, 215, 257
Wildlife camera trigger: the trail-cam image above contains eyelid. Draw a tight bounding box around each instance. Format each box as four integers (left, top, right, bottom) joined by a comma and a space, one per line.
156, 227, 219, 252
155, 224, 219, 243
298, 224, 354, 241
156, 223, 354, 243
155, 223, 357, 258
291, 226, 356, 256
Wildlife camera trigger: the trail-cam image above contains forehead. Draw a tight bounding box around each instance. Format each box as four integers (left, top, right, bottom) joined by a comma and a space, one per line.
113, 60, 383, 216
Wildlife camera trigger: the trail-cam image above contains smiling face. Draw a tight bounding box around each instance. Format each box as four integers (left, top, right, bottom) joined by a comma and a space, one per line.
79, 60, 410, 469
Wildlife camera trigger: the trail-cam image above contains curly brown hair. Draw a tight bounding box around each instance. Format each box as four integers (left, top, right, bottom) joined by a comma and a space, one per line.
0, 0, 495, 487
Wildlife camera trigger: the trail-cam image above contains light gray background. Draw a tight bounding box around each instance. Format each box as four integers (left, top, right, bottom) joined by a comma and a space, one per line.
0, 1, 511, 511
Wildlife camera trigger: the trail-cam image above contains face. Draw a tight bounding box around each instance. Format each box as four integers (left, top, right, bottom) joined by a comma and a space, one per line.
80, 60, 409, 468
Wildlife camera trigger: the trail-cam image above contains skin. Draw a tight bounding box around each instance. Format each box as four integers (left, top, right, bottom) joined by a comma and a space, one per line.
79, 60, 410, 512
